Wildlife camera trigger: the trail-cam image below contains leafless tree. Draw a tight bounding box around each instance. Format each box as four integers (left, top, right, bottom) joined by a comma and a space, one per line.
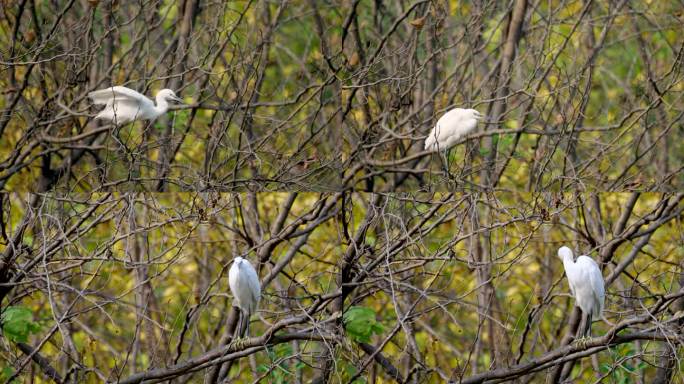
1, 0, 683, 383
0, 192, 682, 383
0, 1, 681, 191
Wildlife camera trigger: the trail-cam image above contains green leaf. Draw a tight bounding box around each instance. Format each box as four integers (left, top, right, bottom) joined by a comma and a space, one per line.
257, 364, 270, 373
500, 135, 515, 147
1, 366, 13, 379
343, 306, 383, 343
1, 306, 40, 343
0, 366, 19, 384
275, 343, 293, 358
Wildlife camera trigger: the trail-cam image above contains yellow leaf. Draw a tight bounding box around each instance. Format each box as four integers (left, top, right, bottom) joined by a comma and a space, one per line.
410, 16, 427, 29
348, 52, 360, 67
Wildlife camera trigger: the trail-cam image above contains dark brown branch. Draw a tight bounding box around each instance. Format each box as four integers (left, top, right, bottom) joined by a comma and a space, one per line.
16, 342, 63, 383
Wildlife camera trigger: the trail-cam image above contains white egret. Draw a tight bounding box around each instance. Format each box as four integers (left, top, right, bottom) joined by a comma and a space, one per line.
228, 256, 261, 337
424, 108, 484, 152
557, 246, 605, 341
88, 86, 183, 125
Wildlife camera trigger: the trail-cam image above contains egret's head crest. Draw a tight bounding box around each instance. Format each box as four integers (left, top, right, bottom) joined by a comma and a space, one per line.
157, 89, 183, 103
557, 246, 573, 260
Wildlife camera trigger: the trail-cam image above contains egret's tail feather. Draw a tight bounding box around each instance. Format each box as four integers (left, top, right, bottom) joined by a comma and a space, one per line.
424, 135, 436, 151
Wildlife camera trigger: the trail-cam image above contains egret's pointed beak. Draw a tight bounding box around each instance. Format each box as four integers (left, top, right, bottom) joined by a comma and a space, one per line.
170, 95, 184, 103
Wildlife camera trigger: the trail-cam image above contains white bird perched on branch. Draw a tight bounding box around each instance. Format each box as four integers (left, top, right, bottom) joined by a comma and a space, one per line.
557, 246, 605, 341
88, 86, 184, 125
228, 256, 261, 337
424, 108, 484, 152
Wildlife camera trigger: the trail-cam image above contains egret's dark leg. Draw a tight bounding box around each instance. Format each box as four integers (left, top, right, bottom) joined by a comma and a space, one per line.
236, 310, 243, 338
439, 149, 450, 176
575, 314, 583, 340
585, 312, 592, 339
574, 310, 588, 347
438, 150, 446, 174
111, 125, 129, 156
245, 312, 252, 337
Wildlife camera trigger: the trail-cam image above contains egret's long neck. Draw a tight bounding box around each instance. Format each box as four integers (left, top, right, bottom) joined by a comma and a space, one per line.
154, 95, 169, 117
561, 253, 575, 272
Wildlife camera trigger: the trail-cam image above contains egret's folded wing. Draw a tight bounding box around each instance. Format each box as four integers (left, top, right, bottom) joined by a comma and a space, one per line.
589, 267, 605, 314
88, 86, 147, 105
245, 265, 261, 311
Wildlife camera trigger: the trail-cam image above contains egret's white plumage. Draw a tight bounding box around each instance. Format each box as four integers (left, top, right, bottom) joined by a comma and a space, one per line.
229, 257, 261, 336
424, 108, 484, 152
558, 246, 605, 338
88, 86, 183, 124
